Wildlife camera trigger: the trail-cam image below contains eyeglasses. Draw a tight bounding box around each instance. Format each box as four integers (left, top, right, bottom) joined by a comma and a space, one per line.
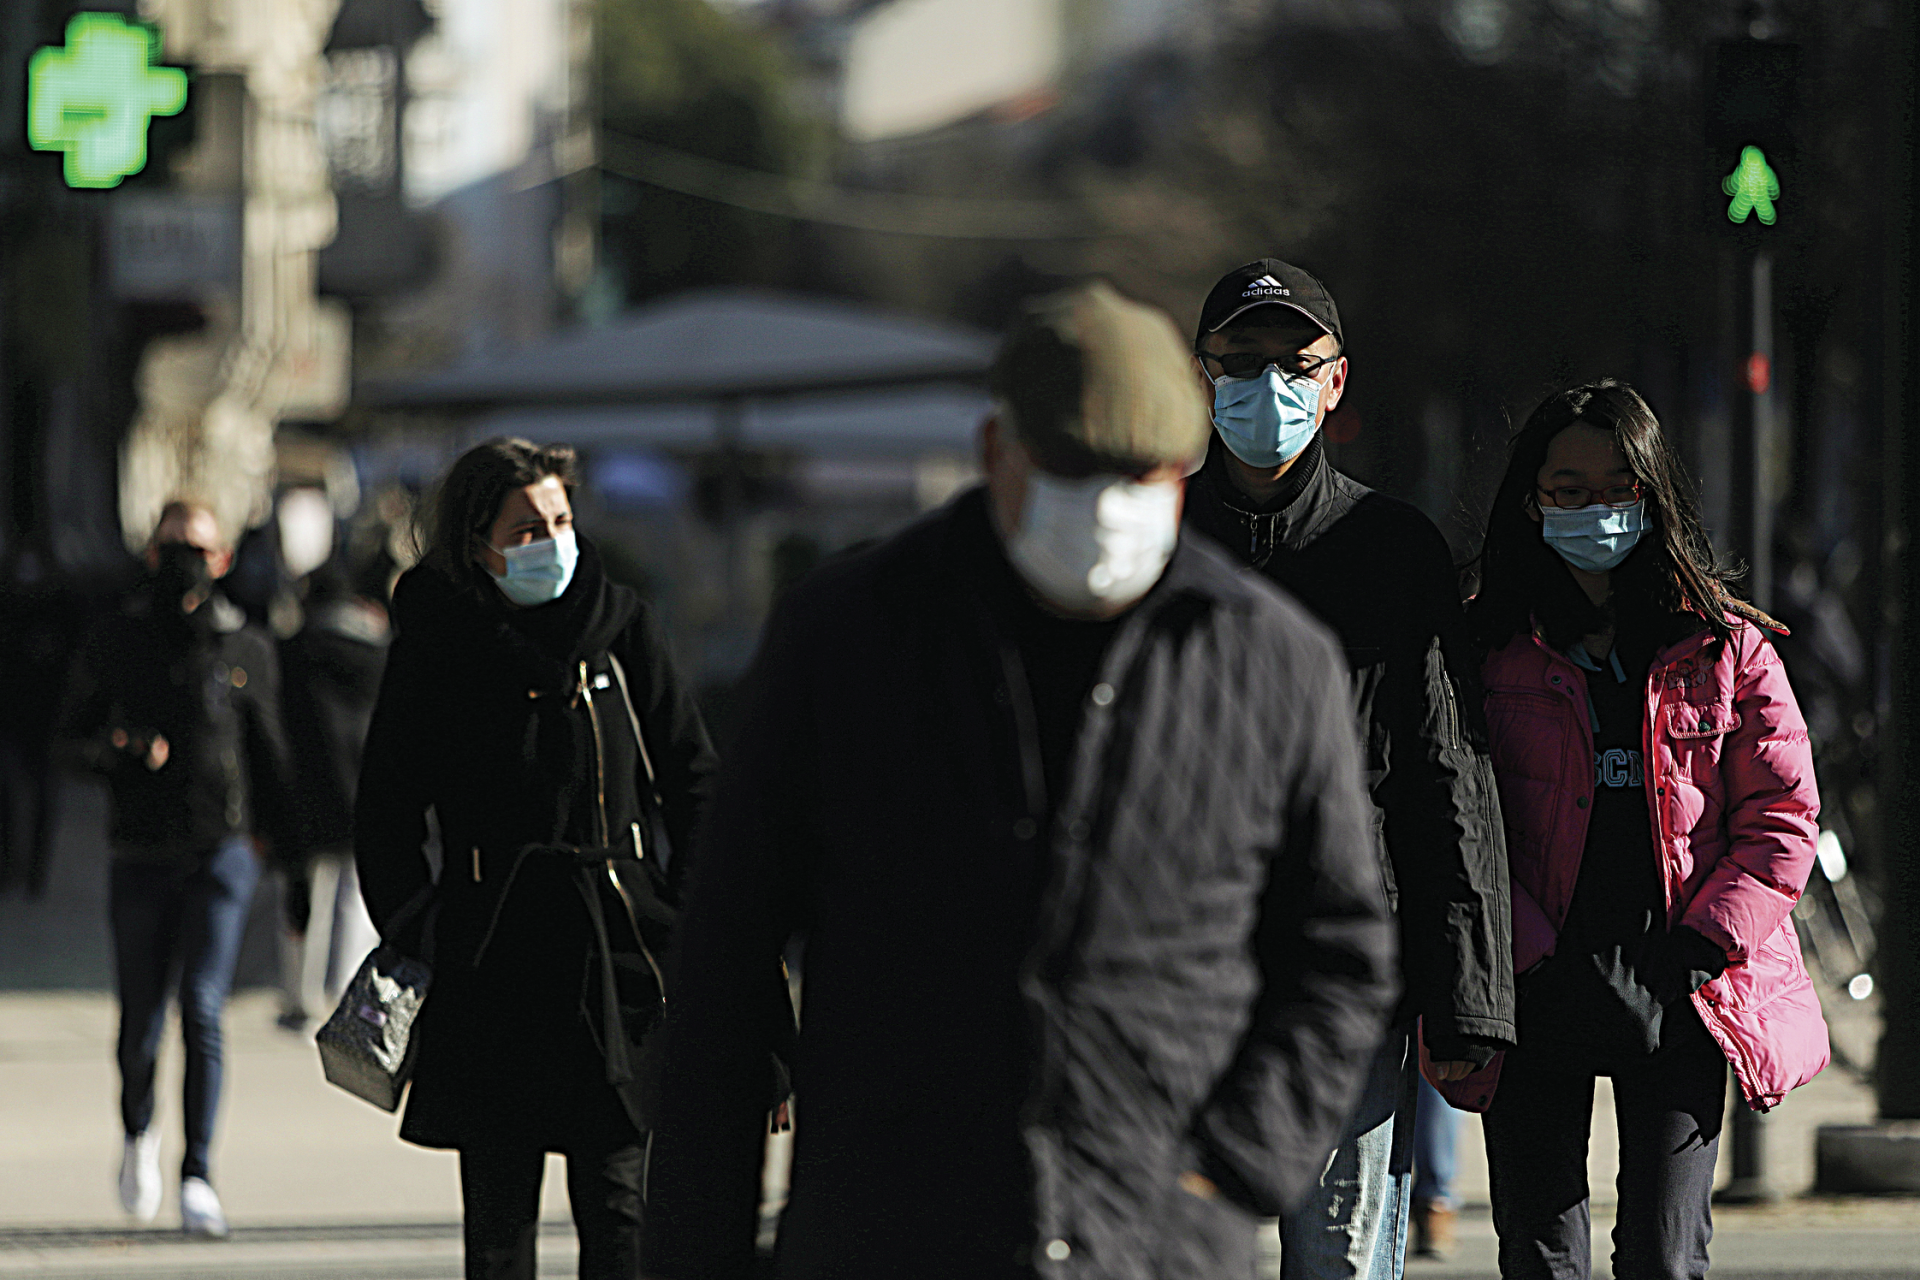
1196, 349, 1340, 385
1535, 481, 1645, 509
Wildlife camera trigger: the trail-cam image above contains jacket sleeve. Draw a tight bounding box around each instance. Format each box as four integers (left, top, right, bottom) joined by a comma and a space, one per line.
620, 602, 719, 903
352, 624, 439, 936
643, 598, 815, 1280
238, 632, 299, 856
1680, 632, 1820, 963
1191, 628, 1401, 1218
53, 616, 128, 776
1381, 521, 1516, 1050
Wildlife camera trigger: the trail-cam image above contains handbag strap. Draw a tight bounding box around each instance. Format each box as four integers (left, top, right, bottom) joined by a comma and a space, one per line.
605, 652, 662, 808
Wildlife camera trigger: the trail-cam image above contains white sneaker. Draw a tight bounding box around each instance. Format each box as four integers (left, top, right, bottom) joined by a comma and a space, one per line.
117, 1131, 161, 1223
179, 1176, 228, 1239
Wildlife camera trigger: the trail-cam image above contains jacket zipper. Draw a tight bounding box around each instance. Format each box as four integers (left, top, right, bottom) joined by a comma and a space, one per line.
1439, 663, 1463, 748
579, 660, 668, 1007
578, 661, 609, 847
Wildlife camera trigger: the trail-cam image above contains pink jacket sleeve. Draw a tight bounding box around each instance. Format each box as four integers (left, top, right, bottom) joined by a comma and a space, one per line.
1679, 631, 1820, 963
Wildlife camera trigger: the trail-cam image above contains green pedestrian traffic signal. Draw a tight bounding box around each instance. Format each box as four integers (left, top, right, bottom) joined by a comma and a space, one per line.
27, 13, 188, 189
1722, 146, 1781, 226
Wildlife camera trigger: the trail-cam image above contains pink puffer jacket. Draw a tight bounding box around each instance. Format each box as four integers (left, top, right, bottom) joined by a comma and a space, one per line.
1430, 615, 1829, 1112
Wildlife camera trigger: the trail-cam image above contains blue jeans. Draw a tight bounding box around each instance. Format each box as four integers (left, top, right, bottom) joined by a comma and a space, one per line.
1412, 1075, 1460, 1207
1278, 1028, 1417, 1280
110, 837, 259, 1182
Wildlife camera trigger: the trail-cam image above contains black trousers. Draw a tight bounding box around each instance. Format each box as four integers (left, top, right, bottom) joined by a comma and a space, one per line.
458, 1141, 645, 1280
1482, 1004, 1727, 1280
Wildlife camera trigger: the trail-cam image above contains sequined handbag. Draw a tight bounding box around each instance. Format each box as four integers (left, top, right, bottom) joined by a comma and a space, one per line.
316, 888, 434, 1113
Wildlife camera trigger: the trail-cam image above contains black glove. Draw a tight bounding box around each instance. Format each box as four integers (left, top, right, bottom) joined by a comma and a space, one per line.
1646, 925, 1728, 1007
1422, 1027, 1502, 1070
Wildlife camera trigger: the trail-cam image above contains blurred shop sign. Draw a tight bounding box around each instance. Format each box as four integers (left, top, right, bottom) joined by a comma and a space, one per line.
107, 194, 241, 300
842, 0, 1061, 142
28, 14, 187, 189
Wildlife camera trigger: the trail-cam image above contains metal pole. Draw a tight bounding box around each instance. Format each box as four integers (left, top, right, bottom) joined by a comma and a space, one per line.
1716, 247, 1778, 1205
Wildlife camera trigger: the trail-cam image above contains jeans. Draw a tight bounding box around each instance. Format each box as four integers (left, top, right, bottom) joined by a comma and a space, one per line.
1482, 1003, 1725, 1280
458, 1142, 645, 1280
1278, 1027, 1417, 1280
1412, 1075, 1459, 1207
110, 837, 260, 1182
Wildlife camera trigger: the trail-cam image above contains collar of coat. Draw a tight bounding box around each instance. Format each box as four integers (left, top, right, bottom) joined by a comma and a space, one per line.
1184, 432, 1367, 565
389, 534, 637, 697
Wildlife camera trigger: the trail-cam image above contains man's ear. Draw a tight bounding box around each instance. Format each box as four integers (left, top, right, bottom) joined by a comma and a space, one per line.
1322, 356, 1348, 414
979, 413, 1002, 475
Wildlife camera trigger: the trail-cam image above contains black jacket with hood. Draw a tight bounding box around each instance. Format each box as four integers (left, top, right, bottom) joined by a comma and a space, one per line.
1185, 434, 1515, 1059
352, 535, 751, 1151
643, 490, 1398, 1280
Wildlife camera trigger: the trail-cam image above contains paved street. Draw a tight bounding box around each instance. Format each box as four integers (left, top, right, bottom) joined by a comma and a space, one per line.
3, 780, 1917, 1276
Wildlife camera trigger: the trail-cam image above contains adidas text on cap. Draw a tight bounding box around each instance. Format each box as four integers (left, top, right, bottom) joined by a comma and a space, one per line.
1195, 259, 1343, 350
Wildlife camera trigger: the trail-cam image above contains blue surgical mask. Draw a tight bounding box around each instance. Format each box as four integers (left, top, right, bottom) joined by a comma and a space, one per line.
488, 529, 579, 606
1209, 366, 1323, 469
1540, 501, 1648, 574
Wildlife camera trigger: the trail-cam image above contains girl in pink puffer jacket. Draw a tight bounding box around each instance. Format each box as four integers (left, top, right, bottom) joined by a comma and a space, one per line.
1449, 380, 1827, 1280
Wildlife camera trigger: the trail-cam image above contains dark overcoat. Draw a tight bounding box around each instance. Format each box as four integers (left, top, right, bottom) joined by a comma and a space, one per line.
353, 538, 719, 1151
645, 491, 1399, 1280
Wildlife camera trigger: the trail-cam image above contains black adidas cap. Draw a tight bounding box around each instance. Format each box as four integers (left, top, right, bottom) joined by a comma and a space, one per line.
1194, 259, 1343, 350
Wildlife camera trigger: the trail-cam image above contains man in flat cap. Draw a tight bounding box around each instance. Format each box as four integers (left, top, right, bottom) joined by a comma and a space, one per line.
1186, 260, 1515, 1275
643, 282, 1398, 1280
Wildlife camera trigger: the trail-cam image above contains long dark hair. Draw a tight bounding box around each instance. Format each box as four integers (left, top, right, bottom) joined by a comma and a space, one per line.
418, 438, 579, 595
1467, 379, 1773, 655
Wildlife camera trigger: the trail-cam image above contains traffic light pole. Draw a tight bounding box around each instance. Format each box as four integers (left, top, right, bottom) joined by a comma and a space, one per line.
1716, 245, 1777, 1205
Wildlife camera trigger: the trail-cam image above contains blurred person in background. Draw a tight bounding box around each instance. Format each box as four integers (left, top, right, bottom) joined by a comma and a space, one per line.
57, 500, 295, 1237
0, 539, 84, 897
643, 282, 1399, 1280
354, 439, 759, 1280
1409, 1077, 1459, 1259
1453, 380, 1828, 1280
274, 558, 389, 1034
1183, 259, 1514, 1280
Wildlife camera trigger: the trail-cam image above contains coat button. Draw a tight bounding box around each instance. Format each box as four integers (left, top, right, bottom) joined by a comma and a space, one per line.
1013, 818, 1038, 841
1044, 1239, 1072, 1262
1090, 682, 1114, 707
1067, 818, 1090, 842
1576, 796, 1588, 809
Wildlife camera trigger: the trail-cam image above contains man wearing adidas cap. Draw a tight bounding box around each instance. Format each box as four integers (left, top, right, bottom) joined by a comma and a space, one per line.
1185, 260, 1515, 1278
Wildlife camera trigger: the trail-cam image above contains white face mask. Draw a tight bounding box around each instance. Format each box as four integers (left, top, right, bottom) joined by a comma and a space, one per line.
1005, 472, 1181, 614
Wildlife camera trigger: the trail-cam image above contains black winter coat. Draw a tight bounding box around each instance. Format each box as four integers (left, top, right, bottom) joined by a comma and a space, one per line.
1185, 437, 1515, 1057
353, 538, 721, 1151
280, 596, 389, 857
59, 587, 294, 860
644, 491, 1399, 1280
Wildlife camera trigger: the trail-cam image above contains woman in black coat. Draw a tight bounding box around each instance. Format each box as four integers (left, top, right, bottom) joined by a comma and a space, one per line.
354, 438, 724, 1280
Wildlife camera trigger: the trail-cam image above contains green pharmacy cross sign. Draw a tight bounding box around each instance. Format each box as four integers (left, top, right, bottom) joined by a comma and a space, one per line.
27, 13, 188, 189
1722, 145, 1781, 226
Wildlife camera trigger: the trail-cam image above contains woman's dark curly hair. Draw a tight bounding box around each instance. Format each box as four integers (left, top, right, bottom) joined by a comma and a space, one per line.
1467, 378, 1775, 656
418, 437, 579, 595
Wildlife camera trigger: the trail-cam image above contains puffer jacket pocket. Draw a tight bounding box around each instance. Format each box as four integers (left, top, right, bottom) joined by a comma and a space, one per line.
1663, 700, 1742, 780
